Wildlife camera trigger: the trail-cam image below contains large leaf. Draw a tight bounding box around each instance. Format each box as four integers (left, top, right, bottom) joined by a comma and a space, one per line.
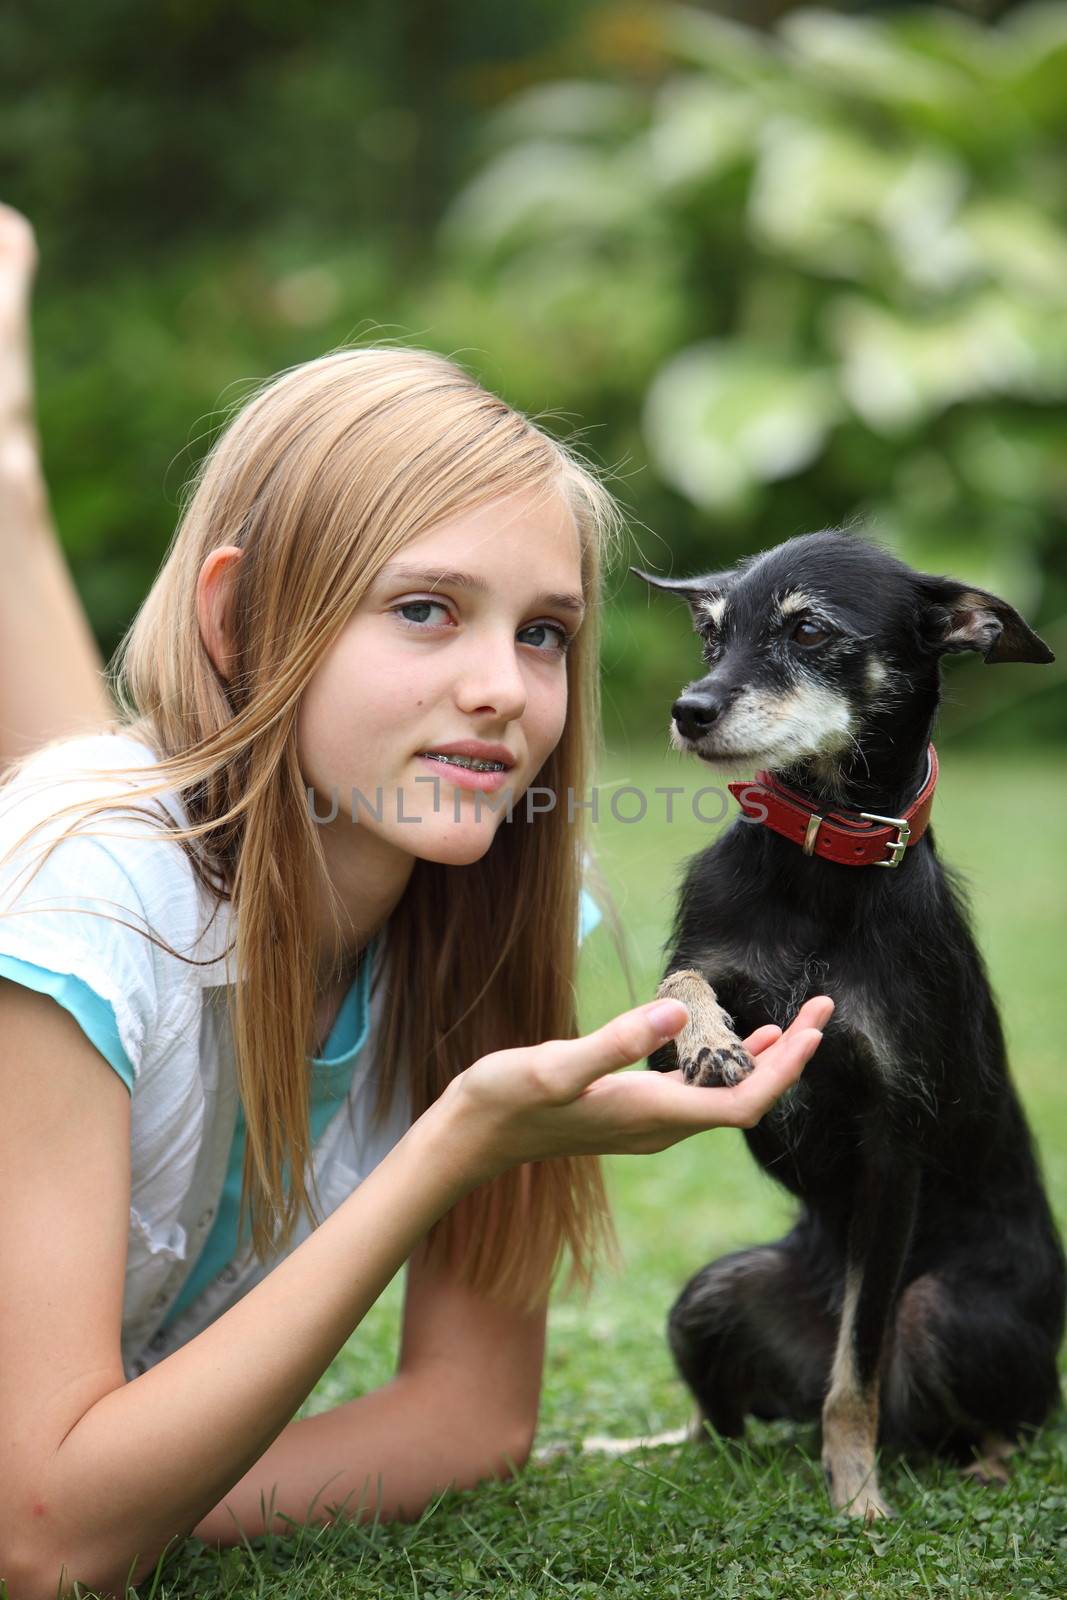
415, 239, 689, 408
1002, 2, 1067, 128
646, 77, 761, 192
889, 10, 1001, 82
784, 10, 973, 106
829, 293, 1067, 434
481, 80, 645, 145
661, 5, 784, 88
441, 138, 655, 261
957, 198, 1067, 301
749, 115, 969, 288
642, 342, 841, 512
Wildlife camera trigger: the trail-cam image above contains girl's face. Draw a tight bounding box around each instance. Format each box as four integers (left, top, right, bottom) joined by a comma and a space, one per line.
296, 484, 586, 873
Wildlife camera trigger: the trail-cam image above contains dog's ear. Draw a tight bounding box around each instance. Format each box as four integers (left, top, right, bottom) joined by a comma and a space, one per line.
629, 566, 730, 629
917, 574, 1054, 665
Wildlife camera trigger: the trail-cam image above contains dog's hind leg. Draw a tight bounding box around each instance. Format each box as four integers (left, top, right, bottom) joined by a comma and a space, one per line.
821, 1153, 919, 1523
667, 1235, 836, 1439
960, 1435, 1016, 1486
881, 1249, 1065, 1479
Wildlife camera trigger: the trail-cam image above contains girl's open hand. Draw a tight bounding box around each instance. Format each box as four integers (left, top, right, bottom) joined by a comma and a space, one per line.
451, 993, 832, 1181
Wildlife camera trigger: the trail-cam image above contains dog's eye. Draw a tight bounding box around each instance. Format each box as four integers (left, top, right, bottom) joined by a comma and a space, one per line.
790, 619, 831, 647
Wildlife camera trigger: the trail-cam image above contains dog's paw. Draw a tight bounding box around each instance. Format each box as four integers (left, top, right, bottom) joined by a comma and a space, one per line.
961, 1456, 1011, 1487
961, 1434, 1016, 1487
848, 1487, 894, 1525
823, 1458, 894, 1522
655, 967, 755, 1089
683, 1041, 755, 1088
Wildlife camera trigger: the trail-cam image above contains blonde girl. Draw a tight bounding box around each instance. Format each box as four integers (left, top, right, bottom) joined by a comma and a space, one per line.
0, 204, 830, 1600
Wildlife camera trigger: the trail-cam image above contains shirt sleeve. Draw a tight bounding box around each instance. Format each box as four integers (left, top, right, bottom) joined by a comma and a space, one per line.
0, 955, 135, 1091
0, 785, 163, 1088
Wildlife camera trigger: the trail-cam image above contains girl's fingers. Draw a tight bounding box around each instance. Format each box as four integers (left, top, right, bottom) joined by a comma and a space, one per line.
741, 994, 833, 1056
551, 994, 834, 1102
786, 994, 834, 1034
533, 993, 833, 1112
548, 997, 690, 1098
742, 1024, 782, 1056
736, 995, 834, 1059
667, 1024, 824, 1129
731, 1026, 823, 1121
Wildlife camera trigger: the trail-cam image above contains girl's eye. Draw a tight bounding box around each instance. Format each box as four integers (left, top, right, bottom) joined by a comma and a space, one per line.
518, 622, 574, 655
394, 599, 451, 628
790, 618, 831, 647
391, 601, 573, 655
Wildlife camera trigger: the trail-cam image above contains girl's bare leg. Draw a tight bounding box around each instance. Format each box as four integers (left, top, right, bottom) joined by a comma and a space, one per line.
0, 203, 115, 773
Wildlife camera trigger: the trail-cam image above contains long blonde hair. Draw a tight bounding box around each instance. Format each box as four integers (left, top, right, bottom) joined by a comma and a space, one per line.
0, 346, 626, 1308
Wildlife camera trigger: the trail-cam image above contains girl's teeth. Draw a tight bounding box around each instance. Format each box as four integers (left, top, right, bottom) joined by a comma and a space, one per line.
424, 753, 505, 772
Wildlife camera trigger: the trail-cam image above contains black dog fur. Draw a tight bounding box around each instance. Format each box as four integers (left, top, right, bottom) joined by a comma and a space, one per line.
635, 530, 1066, 1519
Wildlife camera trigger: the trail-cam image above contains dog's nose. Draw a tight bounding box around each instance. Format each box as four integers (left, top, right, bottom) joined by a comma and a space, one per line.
672, 693, 724, 741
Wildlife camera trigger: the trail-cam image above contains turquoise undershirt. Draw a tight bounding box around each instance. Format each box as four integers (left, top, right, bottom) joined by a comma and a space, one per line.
0, 887, 603, 1326
166, 933, 381, 1324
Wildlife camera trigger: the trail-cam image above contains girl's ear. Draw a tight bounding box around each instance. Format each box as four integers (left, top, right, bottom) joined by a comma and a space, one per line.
196, 546, 245, 682
629, 565, 732, 630
916, 574, 1055, 665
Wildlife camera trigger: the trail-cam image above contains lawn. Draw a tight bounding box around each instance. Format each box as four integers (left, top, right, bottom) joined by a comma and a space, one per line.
131, 745, 1067, 1597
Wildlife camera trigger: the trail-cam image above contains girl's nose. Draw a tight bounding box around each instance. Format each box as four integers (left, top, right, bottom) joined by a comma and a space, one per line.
453, 630, 528, 722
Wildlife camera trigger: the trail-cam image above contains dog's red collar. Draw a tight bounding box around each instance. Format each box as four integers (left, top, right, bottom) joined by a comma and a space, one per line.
727, 744, 939, 869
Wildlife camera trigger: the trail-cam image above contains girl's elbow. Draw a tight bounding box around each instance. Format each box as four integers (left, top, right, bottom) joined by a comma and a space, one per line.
463, 1418, 536, 1490
14, 1544, 137, 1600
504, 1418, 537, 1474
0, 1541, 40, 1600
16, 1510, 177, 1600
491, 1416, 537, 1479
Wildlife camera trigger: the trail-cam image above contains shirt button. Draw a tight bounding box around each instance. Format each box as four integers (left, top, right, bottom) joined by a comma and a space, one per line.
151, 1292, 168, 1310
149, 1330, 167, 1351
198, 1208, 215, 1228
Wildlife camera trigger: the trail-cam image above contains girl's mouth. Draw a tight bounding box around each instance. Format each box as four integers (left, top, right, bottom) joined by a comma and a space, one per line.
416, 753, 514, 793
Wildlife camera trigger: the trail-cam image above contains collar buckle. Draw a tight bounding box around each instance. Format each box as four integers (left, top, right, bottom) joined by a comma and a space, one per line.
859, 811, 912, 868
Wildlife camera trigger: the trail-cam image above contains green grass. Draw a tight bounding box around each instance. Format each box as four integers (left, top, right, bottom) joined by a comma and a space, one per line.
106, 746, 1067, 1596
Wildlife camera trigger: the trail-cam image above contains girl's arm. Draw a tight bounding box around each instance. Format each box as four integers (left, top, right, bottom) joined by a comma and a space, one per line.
5, 967, 826, 1600
0, 204, 114, 771
4, 977, 518, 1600
189, 1241, 547, 1547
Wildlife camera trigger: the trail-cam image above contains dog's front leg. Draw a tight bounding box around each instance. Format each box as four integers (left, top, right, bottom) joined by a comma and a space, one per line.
653, 967, 755, 1087
822, 1150, 919, 1523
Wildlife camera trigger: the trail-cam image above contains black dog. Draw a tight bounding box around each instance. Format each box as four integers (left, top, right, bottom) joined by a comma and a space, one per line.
633, 530, 1065, 1520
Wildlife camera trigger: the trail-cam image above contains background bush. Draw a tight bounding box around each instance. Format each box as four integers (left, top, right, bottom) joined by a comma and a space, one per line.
3, 1, 1064, 746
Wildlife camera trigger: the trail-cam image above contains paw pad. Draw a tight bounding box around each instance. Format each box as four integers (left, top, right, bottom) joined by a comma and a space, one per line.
684, 1042, 755, 1087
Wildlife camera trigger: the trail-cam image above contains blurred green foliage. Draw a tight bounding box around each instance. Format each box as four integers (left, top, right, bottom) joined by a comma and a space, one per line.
423, 3, 1067, 741
3, 2, 1065, 745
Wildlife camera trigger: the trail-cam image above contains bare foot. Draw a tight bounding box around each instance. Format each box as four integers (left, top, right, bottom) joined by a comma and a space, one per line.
0, 200, 37, 302
0, 202, 45, 513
